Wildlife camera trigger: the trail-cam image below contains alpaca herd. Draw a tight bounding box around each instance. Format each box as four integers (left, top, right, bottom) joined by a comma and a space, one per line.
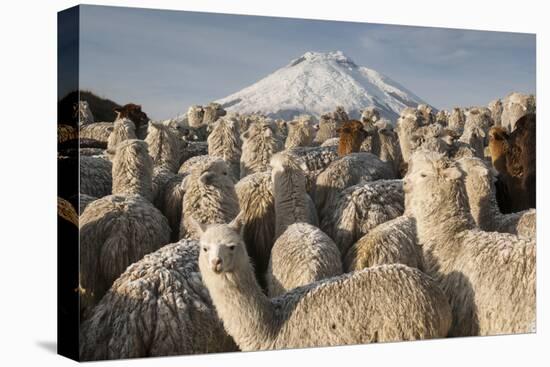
56, 91, 536, 361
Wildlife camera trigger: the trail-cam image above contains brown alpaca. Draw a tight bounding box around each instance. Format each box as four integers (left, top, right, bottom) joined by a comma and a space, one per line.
488, 114, 536, 212
488, 126, 509, 175
506, 113, 536, 210
337, 120, 367, 157
114, 103, 150, 138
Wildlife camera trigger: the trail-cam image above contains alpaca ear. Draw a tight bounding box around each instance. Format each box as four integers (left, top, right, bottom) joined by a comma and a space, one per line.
228, 212, 244, 234
189, 217, 208, 236
180, 175, 189, 189
443, 167, 462, 181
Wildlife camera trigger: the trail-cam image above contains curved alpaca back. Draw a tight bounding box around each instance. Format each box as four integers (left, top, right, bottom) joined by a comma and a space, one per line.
145, 121, 182, 173
270, 152, 311, 238
112, 139, 154, 201
207, 117, 242, 179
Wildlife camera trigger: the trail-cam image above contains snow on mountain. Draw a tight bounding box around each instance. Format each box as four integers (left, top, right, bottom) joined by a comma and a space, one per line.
215, 50, 433, 122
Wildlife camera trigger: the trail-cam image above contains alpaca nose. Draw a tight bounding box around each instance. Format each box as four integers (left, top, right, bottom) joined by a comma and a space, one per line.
211, 257, 223, 272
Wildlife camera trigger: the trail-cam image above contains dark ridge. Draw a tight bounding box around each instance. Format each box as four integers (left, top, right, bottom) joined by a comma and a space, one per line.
58, 90, 122, 125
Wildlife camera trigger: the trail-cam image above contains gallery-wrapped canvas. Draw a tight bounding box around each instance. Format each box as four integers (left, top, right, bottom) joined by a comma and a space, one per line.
57, 4, 536, 362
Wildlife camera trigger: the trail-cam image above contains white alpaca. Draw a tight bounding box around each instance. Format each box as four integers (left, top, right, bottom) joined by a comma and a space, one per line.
194, 219, 451, 351
405, 151, 535, 336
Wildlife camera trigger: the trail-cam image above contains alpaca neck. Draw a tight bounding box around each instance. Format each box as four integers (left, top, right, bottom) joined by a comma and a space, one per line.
470, 184, 503, 231
273, 169, 308, 237
204, 261, 276, 350
414, 191, 473, 246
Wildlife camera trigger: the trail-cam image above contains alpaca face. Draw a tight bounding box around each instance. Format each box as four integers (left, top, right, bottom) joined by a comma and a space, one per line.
198, 224, 247, 274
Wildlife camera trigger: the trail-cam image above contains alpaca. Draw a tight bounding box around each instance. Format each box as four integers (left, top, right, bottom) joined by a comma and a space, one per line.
378, 126, 405, 177
80, 156, 112, 198
79, 138, 169, 317
79, 239, 237, 360
321, 179, 404, 255
145, 121, 183, 173
360, 107, 380, 124
114, 103, 150, 139
505, 113, 536, 211
79, 194, 171, 319
202, 102, 226, 125
331, 105, 349, 122
337, 120, 368, 157
77, 100, 95, 125
315, 153, 395, 221
417, 104, 434, 125
187, 105, 205, 127
344, 215, 423, 272
405, 151, 536, 336
240, 119, 283, 178
80, 122, 114, 145
207, 116, 242, 179
463, 107, 493, 141
396, 107, 422, 165
488, 126, 509, 175
501, 92, 536, 132
235, 171, 276, 286
457, 157, 535, 239
458, 125, 485, 159
106, 118, 137, 157
314, 113, 342, 144
266, 223, 342, 297
152, 167, 186, 241
111, 139, 154, 202
195, 219, 451, 351
435, 110, 449, 126
448, 107, 465, 134
488, 99, 503, 127
270, 152, 317, 239
285, 115, 316, 149
179, 158, 239, 239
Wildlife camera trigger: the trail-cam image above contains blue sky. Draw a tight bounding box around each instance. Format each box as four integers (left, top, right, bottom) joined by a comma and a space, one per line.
78, 5, 536, 120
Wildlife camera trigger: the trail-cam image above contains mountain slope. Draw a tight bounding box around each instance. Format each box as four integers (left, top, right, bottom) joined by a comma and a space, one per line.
216, 51, 432, 121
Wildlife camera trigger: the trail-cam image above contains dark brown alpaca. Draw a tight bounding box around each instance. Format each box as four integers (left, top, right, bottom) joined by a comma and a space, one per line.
337, 120, 367, 157
488, 126, 510, 175
488, 114, 536, 212
506, 113, 536, 210
114, 103, 150, 139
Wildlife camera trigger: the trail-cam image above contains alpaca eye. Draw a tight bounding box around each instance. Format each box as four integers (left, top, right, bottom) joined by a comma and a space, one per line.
228, 245, 235, 251
420, 173, 427, 178
203, 247, 208, 252
223, 171, 228, 175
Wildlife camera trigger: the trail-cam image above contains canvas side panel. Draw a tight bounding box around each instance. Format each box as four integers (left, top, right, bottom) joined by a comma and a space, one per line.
57, 5, 80, 362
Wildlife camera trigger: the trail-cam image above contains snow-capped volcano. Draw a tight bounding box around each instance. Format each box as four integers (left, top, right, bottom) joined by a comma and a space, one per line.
216, 51, 432, 122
